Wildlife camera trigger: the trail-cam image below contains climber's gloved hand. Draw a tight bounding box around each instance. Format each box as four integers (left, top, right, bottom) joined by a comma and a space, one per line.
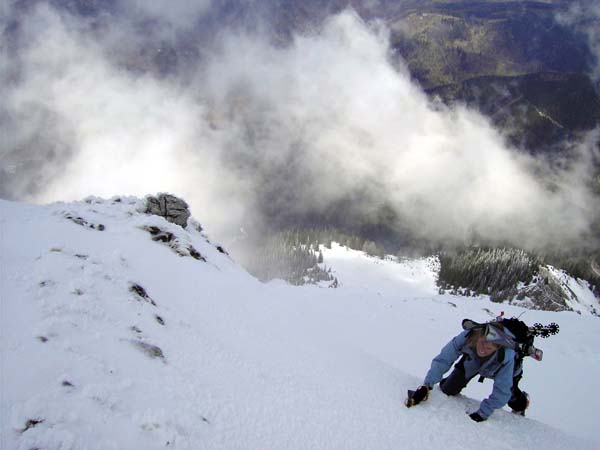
405, 385, 431, 408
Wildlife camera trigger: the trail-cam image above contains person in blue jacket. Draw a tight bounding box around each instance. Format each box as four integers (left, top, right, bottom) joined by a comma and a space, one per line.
406, 322, 521, 422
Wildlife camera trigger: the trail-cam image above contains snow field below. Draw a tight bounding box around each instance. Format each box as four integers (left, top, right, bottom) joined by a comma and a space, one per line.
1, 198, 599, 450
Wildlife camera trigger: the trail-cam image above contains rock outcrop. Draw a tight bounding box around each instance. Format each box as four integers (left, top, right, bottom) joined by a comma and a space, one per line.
145, 194, 190, 228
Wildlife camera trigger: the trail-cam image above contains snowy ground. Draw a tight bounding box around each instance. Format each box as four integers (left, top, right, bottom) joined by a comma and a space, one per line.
1, 197, 599, 450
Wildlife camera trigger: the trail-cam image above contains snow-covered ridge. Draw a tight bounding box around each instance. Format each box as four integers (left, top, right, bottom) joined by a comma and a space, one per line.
322, 242, 599, 316
1, 196, 250, 449
544, 265, 599, 315
1, 197, 599, 449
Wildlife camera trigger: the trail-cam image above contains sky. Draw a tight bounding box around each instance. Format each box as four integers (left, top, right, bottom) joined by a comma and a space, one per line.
1, 0, 599, 250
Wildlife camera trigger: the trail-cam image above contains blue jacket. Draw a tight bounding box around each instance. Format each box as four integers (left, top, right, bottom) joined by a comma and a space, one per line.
423, 330, 515, 419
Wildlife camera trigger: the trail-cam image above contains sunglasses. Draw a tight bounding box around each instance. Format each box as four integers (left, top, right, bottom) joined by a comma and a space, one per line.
484, 324, 517, 349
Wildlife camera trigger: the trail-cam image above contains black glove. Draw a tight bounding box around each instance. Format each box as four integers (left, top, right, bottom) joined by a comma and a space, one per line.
405, 385, 430, 408
468, 412, 486, 422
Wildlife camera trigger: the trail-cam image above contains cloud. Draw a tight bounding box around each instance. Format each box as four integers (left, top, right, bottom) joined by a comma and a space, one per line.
1, 3, 598, 251
0, 4, 238, 230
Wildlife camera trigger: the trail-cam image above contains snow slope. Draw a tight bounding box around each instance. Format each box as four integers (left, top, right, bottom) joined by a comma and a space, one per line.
1, 197, 599, 450
545, 265, 599, 315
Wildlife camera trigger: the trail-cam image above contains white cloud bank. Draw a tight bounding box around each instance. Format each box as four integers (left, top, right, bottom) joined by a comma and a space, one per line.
1, 3, 598, 250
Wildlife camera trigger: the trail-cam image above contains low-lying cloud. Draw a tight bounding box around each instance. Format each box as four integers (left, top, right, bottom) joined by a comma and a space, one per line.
1, 2, 598, 251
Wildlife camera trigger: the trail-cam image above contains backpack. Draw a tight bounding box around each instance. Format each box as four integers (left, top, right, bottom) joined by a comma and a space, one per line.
462, 315, 559, 366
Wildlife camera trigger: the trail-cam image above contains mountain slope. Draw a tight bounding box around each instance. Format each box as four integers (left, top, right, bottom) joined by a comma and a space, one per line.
1, 197, 599, 449
428, 71, 600, 151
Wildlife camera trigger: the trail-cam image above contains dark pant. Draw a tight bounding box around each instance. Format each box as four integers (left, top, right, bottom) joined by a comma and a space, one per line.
507, 375, 529, 413
440, 359, 529, 413
440, 358, 474, 396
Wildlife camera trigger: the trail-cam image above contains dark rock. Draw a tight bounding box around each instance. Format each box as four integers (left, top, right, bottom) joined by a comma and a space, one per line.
142, 225, 175, 243
129, 284, 156, 306
20, 418, 44, 433
188, 246, 206, 261
145, 194, 190, 228
142, 226, 207, 262
64, 214, 105, 231
154, 232, 175, 243
145, 226, 162, 236
132, 341, 165, 361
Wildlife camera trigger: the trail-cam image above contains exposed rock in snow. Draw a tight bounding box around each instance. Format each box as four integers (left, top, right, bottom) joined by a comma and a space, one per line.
515, 266, 599, 315
144, 193, 191, 228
